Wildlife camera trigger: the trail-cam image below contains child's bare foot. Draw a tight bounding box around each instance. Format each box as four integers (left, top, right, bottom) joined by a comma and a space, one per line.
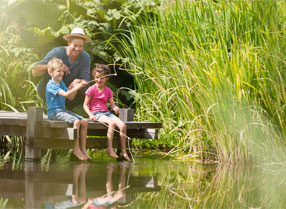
73, 150, 87, 161
83, 151, 92, 160
120, 152, 131, 162
107, 149, 119, 159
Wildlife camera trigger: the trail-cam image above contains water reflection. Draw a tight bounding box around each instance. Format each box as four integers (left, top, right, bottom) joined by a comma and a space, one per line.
1, 156, 286, 208
0, 161, 160, 209
81, 163, 128, 209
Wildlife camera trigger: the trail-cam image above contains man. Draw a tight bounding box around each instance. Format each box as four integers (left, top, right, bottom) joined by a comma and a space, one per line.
32, 27, 91, 110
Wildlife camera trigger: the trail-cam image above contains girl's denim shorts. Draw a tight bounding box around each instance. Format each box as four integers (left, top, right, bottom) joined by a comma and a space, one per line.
93, 111, 115, 120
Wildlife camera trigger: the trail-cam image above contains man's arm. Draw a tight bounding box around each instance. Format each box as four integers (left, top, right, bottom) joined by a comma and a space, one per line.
32, 47, 70, 77
33, 64, 70, 77
32, 64, 48, 77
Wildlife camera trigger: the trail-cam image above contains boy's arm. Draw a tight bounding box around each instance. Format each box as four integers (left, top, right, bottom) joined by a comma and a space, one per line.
58, 81, 87, 100
83, 95, 96, 121
109, 97, 119, 114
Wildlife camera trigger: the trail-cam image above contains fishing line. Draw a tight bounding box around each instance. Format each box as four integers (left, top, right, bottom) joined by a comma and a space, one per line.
87, 58, 144, 85
94, 119, 135, 163
87, 59, 118, 84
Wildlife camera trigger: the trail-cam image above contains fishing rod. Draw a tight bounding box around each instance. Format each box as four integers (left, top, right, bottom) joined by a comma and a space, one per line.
87, 58, 144, 85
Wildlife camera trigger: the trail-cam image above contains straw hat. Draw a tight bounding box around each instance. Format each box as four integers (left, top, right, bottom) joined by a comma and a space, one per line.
63, 28, 91, 43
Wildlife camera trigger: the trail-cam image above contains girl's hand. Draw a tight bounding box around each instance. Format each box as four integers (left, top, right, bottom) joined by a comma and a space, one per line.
113, 106, 119, 114
90, 116, 97, 121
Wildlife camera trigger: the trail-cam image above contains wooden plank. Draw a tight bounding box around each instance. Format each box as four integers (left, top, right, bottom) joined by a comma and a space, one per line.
87, 121, 162, 129
0, 118, 27, 126
40, 120, 73, 128
40, 120, 162, 129
38, 127, 75, 139
87, 128, 159, 139
0, 125, 26, 136
0, 111, 27, 117
34, 137, 122, 149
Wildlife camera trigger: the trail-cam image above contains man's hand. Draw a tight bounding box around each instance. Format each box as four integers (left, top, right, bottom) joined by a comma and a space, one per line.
63, 64, 70, 75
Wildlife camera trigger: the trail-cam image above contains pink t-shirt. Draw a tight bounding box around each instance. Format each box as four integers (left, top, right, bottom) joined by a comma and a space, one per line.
85, 85, 113, 113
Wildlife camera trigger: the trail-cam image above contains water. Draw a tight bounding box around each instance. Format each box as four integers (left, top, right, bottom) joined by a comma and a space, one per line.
0, 151, 286, 209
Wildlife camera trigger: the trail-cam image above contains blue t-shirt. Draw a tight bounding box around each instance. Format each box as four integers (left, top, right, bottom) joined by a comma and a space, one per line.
46, 80, 68, 118
35, 46, 90, 100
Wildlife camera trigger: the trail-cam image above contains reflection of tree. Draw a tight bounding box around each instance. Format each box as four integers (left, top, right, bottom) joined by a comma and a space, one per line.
82, 163, 129, 209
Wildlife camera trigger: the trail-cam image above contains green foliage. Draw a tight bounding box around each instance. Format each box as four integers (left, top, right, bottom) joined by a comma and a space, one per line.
0, 15, 42, 111
0, 0, 161, 110
118, 0, 286, 163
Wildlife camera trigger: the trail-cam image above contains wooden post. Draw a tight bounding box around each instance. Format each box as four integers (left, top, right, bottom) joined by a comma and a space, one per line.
25, 107, 43, 161
118, 109, 134, 161
119, 109, 134, 122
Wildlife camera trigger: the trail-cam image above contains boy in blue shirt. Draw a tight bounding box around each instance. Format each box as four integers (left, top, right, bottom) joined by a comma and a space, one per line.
46, 57, 91, 161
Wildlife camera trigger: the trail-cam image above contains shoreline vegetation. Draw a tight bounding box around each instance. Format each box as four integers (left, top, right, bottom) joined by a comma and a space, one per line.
118, 0, 286, 164
1, 0, 286, 164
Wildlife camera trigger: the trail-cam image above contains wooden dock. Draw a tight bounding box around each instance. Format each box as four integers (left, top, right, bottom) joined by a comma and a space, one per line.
0, 107, 162, 160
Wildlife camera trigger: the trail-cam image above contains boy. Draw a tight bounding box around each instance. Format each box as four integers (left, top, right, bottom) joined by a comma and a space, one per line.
46, 57, 91, 161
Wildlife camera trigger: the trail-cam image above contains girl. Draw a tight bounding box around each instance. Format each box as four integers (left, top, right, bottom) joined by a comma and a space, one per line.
83, 64, 131, 162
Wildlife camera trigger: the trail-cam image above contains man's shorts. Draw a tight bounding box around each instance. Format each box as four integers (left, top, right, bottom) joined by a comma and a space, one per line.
93, 111, 115, 120
49, 110, 83, 124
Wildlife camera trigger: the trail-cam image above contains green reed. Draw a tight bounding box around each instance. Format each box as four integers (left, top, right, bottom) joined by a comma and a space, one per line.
118, 0, 286, 163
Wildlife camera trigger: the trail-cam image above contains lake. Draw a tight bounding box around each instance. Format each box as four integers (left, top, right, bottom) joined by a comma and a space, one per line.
0, 150, 285, 208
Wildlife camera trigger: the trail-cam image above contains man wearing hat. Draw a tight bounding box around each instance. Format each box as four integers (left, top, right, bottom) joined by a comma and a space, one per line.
32, 28, 91, 110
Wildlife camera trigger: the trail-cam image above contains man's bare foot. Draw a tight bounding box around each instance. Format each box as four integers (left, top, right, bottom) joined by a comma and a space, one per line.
107, 149, 119, 158
73, 150, 87, 161
120, 152, 131, 162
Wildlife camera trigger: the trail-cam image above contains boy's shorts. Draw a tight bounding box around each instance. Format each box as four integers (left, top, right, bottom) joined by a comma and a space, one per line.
49, 110, 83, 124
93, 111, 115, 120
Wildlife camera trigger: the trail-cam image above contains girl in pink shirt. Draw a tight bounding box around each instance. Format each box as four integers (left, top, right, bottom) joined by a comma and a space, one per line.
83, 64, 131, 162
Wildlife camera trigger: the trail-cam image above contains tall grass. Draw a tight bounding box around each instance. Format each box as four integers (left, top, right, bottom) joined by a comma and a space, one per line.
118, 0, 286, 163
0, 9, 43, 112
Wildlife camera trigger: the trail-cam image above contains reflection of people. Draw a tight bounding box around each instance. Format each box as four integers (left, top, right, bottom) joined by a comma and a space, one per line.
32, 27, 91, 110
45, 163, 90, 209
81, 163, 128, 209
46, 57, 91, 161
83, 64, 131, 162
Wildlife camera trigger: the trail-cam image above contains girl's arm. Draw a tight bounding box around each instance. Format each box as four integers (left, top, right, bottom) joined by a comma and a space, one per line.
83, 95, 96, 121
109, 97, 119, 114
